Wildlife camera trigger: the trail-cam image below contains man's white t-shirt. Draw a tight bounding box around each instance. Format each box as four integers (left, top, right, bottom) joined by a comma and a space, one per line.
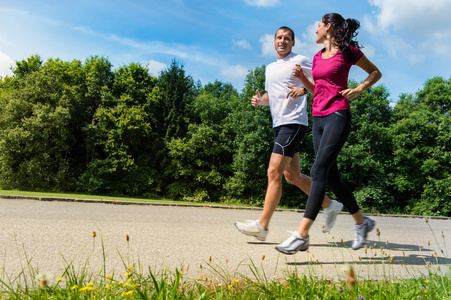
265, 52, 312, 128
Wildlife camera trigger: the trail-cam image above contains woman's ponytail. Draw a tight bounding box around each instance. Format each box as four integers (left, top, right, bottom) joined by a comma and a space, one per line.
322, 13, 362, 62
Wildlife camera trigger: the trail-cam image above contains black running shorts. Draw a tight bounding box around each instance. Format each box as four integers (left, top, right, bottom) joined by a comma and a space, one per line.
272, 124, 307, 158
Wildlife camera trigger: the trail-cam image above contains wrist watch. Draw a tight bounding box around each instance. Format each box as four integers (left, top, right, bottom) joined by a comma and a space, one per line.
302, 87, 308, 95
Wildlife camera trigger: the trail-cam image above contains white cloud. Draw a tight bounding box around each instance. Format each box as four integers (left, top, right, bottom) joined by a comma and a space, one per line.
369, 0, 451, 37
361, 44, 376, 58
233, 39, 252, 50
260, 34, 274, 57
298, 21, 322, 57
221, 64, 248, 80
365, 0, 451, 62
0, 52, 14, 77
243, 0, 281, 7
147, 60, 167, 76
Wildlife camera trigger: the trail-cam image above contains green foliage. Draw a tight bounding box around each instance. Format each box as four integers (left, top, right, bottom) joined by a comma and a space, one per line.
157, 59, 197, 140
0, 55, 450, 215
223, 66, 273, 204
388, 77, 451, 215
165, 82, 238, 201
81, 62, 161, 196
340, 82, 396, 211
0, 57, 91, 191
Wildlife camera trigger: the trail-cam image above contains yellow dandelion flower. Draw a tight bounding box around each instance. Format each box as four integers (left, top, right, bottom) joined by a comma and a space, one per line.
71, 285, 78, 290
124, 290, 134, 296
123, 282, 130, 287
232, 279, 239, 283
127, 278, 132, 282
106, 284, 113, 288
57, 277, 62, 282
106, 274, 112, 280
128, 266, 134, 270
125, 272, 130, 276
88, 282, 95, 287
79, 286, 94, 292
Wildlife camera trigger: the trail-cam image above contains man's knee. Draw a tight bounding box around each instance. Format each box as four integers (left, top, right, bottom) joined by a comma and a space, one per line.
284, 170, 298, 184
267, 165, 284, 181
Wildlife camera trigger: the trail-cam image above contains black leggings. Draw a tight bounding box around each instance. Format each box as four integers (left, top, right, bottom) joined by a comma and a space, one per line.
303, 110, 360, 220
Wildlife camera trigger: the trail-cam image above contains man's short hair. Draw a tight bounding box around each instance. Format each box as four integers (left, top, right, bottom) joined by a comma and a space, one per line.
275, 26, 295, 41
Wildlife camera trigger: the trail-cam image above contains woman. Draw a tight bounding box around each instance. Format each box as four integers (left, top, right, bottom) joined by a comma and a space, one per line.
276, 13, 382, 254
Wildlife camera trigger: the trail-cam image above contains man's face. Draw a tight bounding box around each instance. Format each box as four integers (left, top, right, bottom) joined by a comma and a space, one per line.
274, 29, 294, 58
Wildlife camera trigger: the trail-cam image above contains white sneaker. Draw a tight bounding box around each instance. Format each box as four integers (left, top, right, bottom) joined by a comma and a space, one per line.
234, 220, 268, 241
352, 216, 375, 250
322, 200, 343, 233
275, 231, 309, 255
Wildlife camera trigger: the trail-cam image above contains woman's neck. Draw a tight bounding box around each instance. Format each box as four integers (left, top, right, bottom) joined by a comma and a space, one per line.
322, 39, 339, 58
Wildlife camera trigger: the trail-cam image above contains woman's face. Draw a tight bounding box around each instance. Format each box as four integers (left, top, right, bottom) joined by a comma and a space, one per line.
315, 20, 329, 44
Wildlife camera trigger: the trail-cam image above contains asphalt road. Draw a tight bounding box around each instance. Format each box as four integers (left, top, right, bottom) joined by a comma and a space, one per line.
0, 198, 450, 284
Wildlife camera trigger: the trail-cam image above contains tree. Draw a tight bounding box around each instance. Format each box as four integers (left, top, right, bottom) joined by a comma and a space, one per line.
389, 77, 451, 215
339, 82, 395, 212
157, 60, 197, 140
165, 81, 238, 201
80, 62, 160, 196
0, 57, 90, 190
223, 66, 274, 204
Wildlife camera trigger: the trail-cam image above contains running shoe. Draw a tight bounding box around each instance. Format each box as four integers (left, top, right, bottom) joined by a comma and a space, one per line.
322, 200, 343, 233
234, 220, 268, 241
352, 216, 375, 250
275, 231, 309, 255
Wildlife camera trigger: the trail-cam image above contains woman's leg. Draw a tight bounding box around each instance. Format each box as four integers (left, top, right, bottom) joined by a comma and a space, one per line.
303, 111, 352, 223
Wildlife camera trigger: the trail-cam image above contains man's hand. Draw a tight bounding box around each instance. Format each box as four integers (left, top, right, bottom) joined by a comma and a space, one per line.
251, 89, 262, 106
292, 64, 306, 79
287, 86, 306, 98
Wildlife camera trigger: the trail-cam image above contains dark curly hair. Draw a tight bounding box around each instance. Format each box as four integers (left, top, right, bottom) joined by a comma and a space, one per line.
322, 13, 361, 62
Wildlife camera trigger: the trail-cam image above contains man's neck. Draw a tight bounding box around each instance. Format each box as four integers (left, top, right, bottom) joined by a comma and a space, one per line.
277, 51, 292, 60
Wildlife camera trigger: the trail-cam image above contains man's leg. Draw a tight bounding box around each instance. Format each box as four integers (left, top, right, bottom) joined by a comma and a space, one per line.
283, 153, 332, 208
258, 153, 292, 230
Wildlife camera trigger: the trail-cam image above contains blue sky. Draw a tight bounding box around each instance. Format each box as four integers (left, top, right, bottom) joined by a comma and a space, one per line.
0, 0, 450, 102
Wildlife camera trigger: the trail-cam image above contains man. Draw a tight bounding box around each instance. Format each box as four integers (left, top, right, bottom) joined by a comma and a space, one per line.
234, 26, 343, 241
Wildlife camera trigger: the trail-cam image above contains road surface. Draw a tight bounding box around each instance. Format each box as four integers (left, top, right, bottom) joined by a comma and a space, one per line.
0, 198, 449, 284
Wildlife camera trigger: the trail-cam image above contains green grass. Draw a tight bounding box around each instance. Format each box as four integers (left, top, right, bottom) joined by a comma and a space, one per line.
0, 189, 259, 208
0, 247, 449, 299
